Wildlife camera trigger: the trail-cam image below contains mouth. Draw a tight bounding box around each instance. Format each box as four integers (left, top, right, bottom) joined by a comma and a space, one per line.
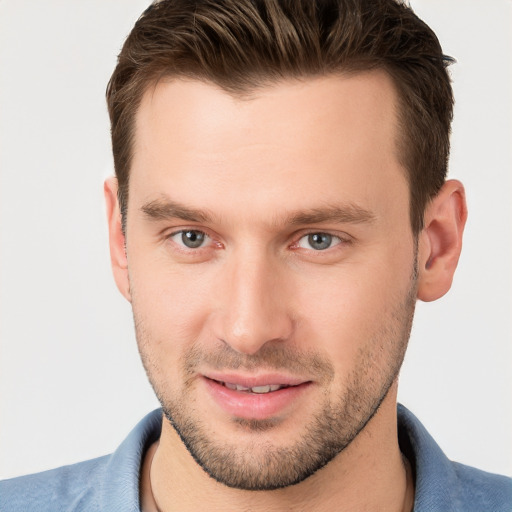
213, 379, 293, 394
202, 374, 312, 420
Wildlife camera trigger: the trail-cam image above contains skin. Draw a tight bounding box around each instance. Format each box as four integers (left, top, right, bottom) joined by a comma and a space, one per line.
105, 71, 466, 511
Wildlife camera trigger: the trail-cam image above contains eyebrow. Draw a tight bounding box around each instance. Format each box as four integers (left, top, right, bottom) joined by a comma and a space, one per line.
141, 198, 214, 223
287, 204, 375, 226
141, 197, 375, 226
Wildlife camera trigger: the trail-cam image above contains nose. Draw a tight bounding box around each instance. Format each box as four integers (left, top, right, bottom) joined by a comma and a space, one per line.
213, 250, 294, 355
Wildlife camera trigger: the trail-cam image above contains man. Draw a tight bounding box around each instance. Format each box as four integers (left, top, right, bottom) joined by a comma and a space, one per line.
1, 0, 511, 510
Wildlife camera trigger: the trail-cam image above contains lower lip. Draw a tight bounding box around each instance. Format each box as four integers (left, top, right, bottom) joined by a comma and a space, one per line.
202, 377, 312, 420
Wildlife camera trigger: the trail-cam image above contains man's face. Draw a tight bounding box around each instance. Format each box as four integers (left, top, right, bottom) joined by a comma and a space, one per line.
123, 72, 417, 490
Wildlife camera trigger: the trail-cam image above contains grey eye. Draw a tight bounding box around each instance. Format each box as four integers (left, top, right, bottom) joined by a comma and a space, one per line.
308, 233, 332, 250
297, 233, 341, 251
171, 230, 208, 249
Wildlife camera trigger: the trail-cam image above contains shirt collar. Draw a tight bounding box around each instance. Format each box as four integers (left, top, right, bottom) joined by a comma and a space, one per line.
97, 405, 460, 511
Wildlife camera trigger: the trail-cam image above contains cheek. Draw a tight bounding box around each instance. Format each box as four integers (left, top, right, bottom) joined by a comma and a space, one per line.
128, 254, 216, 357
292, 254, 414, 365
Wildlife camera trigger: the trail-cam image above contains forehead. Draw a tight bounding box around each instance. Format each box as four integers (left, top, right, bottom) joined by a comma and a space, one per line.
130, 72, 408, 224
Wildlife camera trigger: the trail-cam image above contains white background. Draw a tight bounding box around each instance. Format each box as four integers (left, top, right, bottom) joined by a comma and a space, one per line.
0, 1, 511, 479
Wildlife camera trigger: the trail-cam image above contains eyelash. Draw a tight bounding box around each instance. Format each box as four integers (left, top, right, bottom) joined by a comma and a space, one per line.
167, 229, 219, 251
166, 228, 351, 254
292, 232, 346, 251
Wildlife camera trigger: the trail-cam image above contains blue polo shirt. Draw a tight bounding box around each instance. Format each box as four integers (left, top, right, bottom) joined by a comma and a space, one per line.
1, 405, 511, 511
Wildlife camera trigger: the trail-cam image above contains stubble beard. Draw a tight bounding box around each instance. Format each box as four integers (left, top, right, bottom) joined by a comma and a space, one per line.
133, 266, 417, 491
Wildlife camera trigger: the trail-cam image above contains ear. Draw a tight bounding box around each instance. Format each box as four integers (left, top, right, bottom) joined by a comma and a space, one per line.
104, 177, 131, 302
417, 179, 468, 302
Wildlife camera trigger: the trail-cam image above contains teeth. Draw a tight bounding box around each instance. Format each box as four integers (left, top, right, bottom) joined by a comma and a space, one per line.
251, 385, 271, 394
222, 381, 285, 393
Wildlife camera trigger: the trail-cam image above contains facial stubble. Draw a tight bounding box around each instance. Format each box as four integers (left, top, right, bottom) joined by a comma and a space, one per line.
132, 262, 418, 491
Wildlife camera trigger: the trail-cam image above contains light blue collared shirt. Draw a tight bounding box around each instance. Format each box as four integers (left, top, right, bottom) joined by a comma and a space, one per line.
1, 405, 511, 511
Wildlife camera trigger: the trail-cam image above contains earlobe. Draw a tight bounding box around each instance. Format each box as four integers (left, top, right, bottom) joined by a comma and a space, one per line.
417, 179, 468, 302
104, 177, 131, 302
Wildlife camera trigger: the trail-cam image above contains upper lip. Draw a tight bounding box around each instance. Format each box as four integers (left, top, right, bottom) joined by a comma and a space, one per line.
203, 371, 310, 388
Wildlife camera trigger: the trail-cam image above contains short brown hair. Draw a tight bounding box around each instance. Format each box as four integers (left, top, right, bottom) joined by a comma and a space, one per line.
106, 0, 454, 234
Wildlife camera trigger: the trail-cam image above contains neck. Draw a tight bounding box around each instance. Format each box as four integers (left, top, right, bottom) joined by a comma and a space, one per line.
141, 386, 414, 512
